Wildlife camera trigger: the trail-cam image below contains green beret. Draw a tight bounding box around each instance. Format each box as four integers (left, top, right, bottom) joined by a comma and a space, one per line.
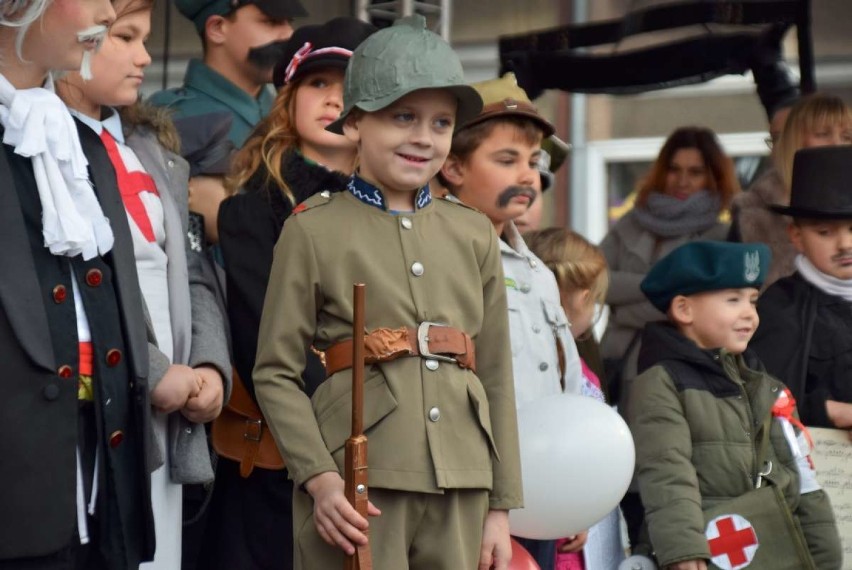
640, 241, 772, 312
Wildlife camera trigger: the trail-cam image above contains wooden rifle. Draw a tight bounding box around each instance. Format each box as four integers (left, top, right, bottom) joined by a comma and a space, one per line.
344, 283, 372, 570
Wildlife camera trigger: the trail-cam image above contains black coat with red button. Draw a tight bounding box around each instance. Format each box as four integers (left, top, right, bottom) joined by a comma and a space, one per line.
0, 124, 154, 568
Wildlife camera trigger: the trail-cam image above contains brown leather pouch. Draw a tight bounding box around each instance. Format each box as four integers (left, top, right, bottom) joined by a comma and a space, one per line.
211, 369, 285, 477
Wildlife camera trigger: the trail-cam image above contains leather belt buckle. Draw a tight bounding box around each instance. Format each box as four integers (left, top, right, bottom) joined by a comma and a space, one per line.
244, 419, 263, 442
417, 322, 457, 363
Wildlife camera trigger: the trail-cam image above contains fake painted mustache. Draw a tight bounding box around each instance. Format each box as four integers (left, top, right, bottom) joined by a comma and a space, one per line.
497, 186, 537, 208
247, 40, 290, 70
77, 25, 108, 81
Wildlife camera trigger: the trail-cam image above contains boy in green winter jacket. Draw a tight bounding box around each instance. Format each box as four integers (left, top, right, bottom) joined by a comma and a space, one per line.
627, 241, 841, 570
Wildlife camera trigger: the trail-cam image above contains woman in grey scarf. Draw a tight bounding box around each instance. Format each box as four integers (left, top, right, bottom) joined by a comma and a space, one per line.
600, 127, 738, 403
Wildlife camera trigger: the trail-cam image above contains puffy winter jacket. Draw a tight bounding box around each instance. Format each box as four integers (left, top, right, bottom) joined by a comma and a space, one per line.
627, 322, 841, 568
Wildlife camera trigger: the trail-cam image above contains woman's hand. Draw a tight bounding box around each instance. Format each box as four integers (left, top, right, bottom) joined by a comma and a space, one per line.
557, 531, 588, 553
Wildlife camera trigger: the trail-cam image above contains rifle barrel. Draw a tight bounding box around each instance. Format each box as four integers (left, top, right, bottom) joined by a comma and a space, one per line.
351, 283, 366, 436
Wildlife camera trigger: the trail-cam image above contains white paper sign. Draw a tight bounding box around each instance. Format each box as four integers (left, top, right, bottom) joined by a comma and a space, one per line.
811, 427, 852, 569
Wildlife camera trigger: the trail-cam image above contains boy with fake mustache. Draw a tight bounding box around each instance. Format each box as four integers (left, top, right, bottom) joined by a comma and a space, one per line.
440, 73, 585, 570
149, 0, 307, 146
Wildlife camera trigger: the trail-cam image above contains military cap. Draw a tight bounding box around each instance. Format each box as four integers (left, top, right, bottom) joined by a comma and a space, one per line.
272, 17, 377, 88
173, 112, 236, 178
539, 134, 569, 192
641, 241, 771, 313
326, 15, 482, 134
458, 72, 555, 137
771, 146, 852, 219
176, 0, 308, 35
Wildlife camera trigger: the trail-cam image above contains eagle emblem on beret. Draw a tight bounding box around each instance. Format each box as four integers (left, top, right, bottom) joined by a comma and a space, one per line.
744, 251, 760, 283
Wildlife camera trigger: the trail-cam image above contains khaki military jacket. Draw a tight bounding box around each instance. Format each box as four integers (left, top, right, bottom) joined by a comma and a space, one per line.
254, 181, 523, 510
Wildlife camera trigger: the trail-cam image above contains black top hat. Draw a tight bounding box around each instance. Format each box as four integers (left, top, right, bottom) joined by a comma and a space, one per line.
771, 146, 852, 219
272, 17, 377, 88
173, 112, 236, 178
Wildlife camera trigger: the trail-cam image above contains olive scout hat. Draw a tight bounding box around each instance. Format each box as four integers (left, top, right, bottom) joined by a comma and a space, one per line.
326, 15, 482, 135
176, 0, 308, 35
641, 241, 771, 313
457, 72, 555, 137
272, 17, 378, 88
770, 146, 852, 219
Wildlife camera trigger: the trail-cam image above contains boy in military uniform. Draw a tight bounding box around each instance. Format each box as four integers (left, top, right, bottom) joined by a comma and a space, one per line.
439, 73, 584, 570
628, 241, 841, 570
149, 0, 306, 146
253, 16, 522, 570
751, 146, 852, 430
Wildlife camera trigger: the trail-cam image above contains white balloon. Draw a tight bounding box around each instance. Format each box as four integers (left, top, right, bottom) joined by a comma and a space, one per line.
509, 394, 635, 539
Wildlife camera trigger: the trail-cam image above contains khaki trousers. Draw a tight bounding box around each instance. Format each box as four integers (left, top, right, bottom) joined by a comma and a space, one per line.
293, 486, 490, 569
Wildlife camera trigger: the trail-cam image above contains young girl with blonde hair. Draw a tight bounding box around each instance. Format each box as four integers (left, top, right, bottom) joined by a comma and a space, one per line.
525, 227, 624, 570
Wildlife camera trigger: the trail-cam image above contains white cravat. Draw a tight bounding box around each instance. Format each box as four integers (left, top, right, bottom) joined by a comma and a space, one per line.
0, 72, 113, 259
795, 254, 852, 302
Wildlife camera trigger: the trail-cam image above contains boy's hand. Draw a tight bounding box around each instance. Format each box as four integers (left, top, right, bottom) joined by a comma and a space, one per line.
479, 509, 511, 570
826, 400, 852, 429
182, 365, 224, 423
304, 471, 381, 555
667, 560, 707, 570
151, 364, 202, 413
557, 531, 589, 553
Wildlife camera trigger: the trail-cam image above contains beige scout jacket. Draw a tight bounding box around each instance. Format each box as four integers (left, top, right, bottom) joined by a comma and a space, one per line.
254, 190, 523, 510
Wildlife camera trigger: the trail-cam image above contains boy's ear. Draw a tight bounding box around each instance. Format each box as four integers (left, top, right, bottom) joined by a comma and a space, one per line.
668, 295, 693, 326
204, 16, 228, 46
341, 114, 362, 145
786, 222, 806, 253
440, 155, 465, 188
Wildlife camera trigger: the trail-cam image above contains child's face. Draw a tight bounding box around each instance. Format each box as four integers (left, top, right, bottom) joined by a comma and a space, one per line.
20, 0, 114, 75
62, 2, 152, 110
344, 88, 457, 196
788, 219, 852, 280
676, 288, 759, 354
294, 68, 353, 161
217, 4, 294, 85
560, 288, 595, 340
444, 123, 541, 227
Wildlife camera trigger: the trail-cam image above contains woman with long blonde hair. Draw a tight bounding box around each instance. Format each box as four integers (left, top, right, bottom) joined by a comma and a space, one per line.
731, 93, 852, 287
211, 17, 376, 570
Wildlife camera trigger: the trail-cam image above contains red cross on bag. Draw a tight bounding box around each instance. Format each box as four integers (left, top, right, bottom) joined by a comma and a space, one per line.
99, 129, 159, 242
706, 514, 759, 569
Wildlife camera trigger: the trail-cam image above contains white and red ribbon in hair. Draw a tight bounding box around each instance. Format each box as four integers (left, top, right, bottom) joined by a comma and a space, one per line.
283, 41, 354, 84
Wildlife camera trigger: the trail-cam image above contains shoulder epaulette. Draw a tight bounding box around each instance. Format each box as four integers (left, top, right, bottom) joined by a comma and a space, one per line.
292, 190, 334, 215
439, 192, 481, 213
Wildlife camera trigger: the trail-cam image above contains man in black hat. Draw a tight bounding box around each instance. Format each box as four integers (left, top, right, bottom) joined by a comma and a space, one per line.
751, 145, 852, 430
149, 0, 307, 146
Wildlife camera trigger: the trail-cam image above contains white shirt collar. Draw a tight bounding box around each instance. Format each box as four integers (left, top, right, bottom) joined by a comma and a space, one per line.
70, 106, 124, 144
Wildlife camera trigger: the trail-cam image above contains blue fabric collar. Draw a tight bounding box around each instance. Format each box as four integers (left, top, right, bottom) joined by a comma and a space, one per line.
347, 174, 432, 212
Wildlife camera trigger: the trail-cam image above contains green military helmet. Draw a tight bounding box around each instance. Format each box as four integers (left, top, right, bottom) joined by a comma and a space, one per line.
326, 15, 482, 134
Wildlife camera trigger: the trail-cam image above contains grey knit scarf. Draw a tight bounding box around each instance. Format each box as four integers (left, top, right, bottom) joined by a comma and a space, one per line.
631, 189, 721, 238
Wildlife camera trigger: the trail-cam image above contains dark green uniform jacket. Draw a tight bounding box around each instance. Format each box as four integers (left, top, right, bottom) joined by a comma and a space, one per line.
627, 322, 841, 568
148, 59, 274, 147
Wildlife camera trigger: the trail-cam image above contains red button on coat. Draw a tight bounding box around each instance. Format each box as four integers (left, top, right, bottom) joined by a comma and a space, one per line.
57, 365, 73, 378
85, 269, 103, 287
52, 285, 67, 304
105, 349, 122, 367
109, 430, 124, 448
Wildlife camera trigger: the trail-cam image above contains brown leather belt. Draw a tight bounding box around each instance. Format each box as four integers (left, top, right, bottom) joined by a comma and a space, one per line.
324, 322, 476, 377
